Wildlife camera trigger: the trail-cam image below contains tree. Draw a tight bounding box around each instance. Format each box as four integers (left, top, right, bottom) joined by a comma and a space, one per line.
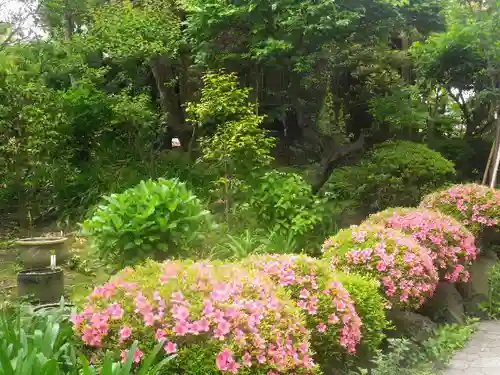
0, 0, 41, 50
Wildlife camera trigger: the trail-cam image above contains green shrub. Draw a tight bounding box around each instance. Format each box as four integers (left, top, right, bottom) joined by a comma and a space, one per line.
242, 254, 388, 369
80, 178, 212, 268
72, 259, 318, 375
242, 254, 361, 367
420, 183, 500, 236
249, 170, 324, 237
323, 141, 456, 210
335, 273, 389, 359
322, 225, 439, 309
364, 207, 478, 283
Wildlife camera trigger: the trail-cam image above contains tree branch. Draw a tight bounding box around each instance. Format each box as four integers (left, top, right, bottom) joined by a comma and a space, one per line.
447, 88, 475, 136
312, 133, 366, 193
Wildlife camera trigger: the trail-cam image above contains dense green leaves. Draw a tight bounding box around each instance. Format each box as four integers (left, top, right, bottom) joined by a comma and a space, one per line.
323, 141, 456, 211
0, 303, 78, 375
250, 170, 324, 237
81, 178, 212, 268
0, 0, 496, 229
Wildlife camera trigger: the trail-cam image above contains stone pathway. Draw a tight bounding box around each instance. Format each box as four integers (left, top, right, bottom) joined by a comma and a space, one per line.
442, 321, 500, 375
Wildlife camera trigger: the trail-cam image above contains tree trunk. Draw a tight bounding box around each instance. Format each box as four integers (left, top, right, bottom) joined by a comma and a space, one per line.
311, 133, 366, 193
150, 55, 190, 149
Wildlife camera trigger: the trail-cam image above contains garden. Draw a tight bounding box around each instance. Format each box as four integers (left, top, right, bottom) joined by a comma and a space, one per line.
1, 0, 500, 374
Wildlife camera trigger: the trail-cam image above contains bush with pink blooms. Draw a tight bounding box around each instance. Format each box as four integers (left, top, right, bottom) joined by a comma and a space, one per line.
242, 254, 387, 366
365, 208, 478, 283
72, 259, 318, 375
322, 225, 439, 309
420, 183, 500, 235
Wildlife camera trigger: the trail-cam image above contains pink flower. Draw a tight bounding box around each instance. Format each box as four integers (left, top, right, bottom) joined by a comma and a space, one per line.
328, 313, 339, 324
299, 289, 310, 299
317, 323, 327, 333
120, 349, 143, 364
173, 321, 189, 336
324, 225, 438, 309
107, 303, 124, 320
243, 352, 252, 367
171, 305, 190, 321
216, 348, 235, 371
70, 314, 84, 329
155, 328, 166, 341
77, 259, 317, 375
119, 326, 132, 341
164, 341, 177, 354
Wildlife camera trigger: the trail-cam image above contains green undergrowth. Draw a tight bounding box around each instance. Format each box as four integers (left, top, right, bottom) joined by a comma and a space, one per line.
351, 320, 478, 375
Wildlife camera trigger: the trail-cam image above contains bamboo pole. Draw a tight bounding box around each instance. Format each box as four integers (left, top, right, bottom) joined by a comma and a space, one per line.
489, 120, 500, 188
482, 138, 495, 184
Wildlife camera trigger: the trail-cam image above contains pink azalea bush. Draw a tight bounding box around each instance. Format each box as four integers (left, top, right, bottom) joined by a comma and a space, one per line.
365, 208, 478, 283
420, 183, 500, 235
321, 225, 439, 309
72, 259, 319, 375
242, 254, 388, 363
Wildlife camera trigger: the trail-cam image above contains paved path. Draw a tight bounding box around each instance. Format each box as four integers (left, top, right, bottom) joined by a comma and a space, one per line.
443, 321, 500, 375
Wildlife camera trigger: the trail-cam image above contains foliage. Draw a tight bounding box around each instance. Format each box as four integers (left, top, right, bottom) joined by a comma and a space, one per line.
72, 259, 318, 375
335, 273, 390, 360
81, 178, 211, 268
322, 225, 439, 309
189, 72, 277, 216
208, 228, 299, 260
249, 171, 324, 237
420, 183, 500, 235
0, 41, 163, 224
429, 138, 491, 182
483, 263, 500, 320
369, 86, 429, 134
79, 341, 176, 375
243, 254, 389, 367
242, 254, 363, 367
193, 72, 276, 176
364, 207, 478, 283
411, 1, 500, 138
323, 141, 456, 211
88, 0, 181, 61
0, 302, 78, 375
352, 321, 477, 375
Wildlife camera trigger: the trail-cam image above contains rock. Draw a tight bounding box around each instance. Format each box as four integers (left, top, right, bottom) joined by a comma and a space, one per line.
387, 308, 437, 343
463, 295, 489, 319
479, 228, 500, 250
456, 251, 497, 310
419, 282, 465, 324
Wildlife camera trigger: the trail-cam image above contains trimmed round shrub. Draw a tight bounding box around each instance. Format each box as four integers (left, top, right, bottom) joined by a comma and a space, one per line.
365, 208, 478, 283
420, 183, 500, 235
249, 171, 324, 237
334, 273, 389, 358
323, 140, 456, 210
322, 225, 439, 309
242, 254, 388, 364
72, 259, 318, 375
80, 178, 211, 268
